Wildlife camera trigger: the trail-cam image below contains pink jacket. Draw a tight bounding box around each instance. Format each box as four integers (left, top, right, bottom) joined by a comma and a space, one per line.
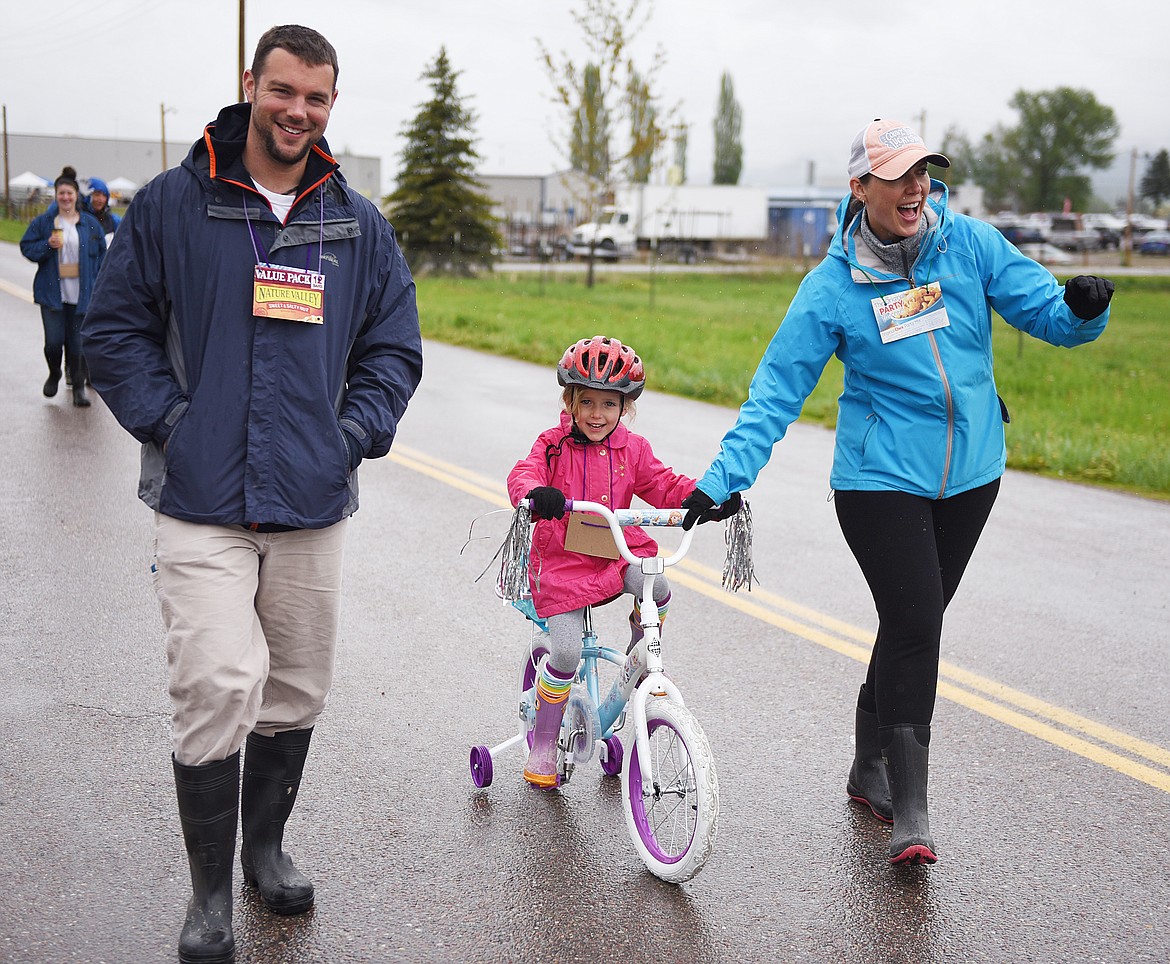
507, 412, 696, 617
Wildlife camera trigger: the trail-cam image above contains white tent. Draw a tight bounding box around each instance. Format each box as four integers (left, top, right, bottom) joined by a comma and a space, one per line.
8, 170, 51, 199
106, 176, 139, 199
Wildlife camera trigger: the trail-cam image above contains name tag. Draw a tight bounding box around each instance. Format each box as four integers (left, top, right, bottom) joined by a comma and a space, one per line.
564, 512, 619, 560
871, 282, 949, 344
253, 264, 325, 324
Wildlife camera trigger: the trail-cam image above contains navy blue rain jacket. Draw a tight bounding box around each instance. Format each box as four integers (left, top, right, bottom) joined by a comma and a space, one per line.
82, 103, 423, 529
20, 208, 107, 311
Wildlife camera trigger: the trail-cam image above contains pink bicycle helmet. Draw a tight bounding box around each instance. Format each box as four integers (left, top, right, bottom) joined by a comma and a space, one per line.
556, 336, 645, 400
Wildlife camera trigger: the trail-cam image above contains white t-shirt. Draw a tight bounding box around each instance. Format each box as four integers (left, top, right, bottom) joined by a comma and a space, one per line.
252, 179, 296, 223
57, 219, 81, 305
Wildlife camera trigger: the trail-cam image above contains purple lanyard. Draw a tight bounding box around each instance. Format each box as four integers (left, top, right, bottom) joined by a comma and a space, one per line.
242, 186, 325, 272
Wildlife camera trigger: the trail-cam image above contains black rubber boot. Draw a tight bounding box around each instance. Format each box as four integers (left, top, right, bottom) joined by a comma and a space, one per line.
70, 358, 91, 407
846, 701, 893, 822
883, 725, 937, 865
173, 752, 239, 964
43, 349, 61, 397
240, 728, 315, 915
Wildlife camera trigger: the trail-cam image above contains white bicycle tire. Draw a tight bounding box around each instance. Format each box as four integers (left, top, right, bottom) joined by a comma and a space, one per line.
621, 698, 719, 883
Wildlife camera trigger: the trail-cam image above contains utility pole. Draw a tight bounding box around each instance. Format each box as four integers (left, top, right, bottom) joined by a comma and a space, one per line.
1122, 147, 1136, 268
3, 105, 10, 220
237, 0, 246, 102
160, 103, 176, 172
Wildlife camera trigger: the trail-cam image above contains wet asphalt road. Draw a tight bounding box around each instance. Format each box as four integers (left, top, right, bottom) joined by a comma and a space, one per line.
1, 241, 1168, 963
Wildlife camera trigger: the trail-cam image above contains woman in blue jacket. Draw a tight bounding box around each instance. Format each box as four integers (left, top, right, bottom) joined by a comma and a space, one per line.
20, 165, 106, 406
682, 119, 1114, 865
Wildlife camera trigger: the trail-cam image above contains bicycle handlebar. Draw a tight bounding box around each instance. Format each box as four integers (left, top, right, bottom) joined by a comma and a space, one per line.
553, 499, 695, 569
564, 500, 686, 528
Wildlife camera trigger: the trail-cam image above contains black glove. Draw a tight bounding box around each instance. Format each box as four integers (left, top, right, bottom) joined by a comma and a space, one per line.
682, 488, 742, 530
1063, 275, 1114, 321
526, 486, 566, 520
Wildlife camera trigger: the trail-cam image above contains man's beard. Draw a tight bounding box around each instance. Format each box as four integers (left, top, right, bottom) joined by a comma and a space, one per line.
256, 118, 316, 168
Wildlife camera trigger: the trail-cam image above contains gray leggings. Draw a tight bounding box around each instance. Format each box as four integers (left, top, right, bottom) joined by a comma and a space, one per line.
544, 567, 670, 674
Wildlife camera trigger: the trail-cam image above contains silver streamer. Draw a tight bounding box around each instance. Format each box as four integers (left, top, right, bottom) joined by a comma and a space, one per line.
722, 500, 757, 592
495, 504, 535, 601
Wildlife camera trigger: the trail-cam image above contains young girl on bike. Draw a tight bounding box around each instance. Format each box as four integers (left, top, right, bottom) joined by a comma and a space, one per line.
507, 335, 738, 788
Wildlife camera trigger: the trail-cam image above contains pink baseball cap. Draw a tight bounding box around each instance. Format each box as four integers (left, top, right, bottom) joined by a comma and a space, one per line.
848, 118, 950, 181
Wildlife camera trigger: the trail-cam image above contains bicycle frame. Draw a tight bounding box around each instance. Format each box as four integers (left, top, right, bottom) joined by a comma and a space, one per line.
562, 500, 694, 788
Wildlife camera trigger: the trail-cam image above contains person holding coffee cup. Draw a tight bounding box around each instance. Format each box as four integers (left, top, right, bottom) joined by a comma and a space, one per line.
20, 166, 107, 406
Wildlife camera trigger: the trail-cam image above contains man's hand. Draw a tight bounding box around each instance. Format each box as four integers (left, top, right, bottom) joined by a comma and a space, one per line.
526, 486, 567, 520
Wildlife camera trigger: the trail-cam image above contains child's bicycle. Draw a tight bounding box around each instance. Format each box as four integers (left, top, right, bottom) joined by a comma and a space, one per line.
468, 499, 720, 883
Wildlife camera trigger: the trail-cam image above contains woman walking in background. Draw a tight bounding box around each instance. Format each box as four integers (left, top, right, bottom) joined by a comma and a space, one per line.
20, 166, 106, 407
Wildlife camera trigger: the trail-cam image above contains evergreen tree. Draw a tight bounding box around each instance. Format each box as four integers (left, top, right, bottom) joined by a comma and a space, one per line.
384, 48, 501, 276
1139, 149, 1170, 209
713, 71, 743, 185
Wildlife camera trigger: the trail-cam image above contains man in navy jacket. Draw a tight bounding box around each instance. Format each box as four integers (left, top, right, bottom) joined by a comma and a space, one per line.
83, 24, 422, 964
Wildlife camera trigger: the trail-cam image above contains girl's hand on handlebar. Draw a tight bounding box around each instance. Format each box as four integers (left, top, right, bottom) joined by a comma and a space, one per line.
682, 488, 742, 530
526, 486, 567, 520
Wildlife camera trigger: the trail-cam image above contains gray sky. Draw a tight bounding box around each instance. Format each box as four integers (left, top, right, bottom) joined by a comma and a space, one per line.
3, 0, 1167, 205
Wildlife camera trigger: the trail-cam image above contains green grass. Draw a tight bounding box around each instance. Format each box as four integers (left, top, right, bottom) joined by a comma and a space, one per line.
0, 218, 28, 244
419, 268, 1170, 501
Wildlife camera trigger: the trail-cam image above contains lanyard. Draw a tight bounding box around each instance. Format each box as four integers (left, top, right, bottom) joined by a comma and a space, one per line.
242, 186, 326, 272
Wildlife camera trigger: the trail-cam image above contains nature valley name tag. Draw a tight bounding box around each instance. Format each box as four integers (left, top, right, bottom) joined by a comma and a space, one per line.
253, 264, 326, 324
871, 281, 949, 344
564, 511, 620, 560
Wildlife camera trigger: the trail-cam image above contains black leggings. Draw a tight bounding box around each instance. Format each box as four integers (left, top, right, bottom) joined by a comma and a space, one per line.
834, 480, 1000, 729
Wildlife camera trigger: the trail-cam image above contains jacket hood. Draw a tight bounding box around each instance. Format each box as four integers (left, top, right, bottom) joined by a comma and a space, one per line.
828, 178, 952, 271
183, 102, 341, 202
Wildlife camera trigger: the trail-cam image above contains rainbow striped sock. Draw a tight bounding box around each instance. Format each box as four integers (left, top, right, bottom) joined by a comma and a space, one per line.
537, 665, 572, 705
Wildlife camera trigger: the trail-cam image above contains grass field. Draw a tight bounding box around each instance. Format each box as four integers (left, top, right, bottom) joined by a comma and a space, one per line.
418, 268, 1170, 501
4, 212, 1165, 499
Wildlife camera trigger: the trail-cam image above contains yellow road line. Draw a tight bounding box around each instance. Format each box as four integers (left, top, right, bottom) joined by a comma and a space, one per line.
0, 278, 33, 302
387, 437, 1170, 792
678, 558, 1170, 772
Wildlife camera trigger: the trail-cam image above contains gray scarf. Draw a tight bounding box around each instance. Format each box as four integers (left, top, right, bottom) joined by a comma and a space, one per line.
858, 210, 927, 278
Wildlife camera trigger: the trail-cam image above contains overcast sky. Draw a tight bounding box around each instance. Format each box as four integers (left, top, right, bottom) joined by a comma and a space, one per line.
3, 0, 1167, 205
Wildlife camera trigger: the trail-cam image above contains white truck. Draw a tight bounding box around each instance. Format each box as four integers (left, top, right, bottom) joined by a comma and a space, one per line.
569, 184, 770, 262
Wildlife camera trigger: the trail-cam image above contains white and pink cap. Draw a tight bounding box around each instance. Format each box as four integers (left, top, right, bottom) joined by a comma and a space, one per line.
848, 118, 950, 181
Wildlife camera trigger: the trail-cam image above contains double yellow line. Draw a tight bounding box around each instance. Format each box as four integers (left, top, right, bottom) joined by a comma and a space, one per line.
391, 441, 1170, 796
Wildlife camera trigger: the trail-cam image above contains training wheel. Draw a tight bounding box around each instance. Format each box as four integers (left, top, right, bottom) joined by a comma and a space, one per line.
469, 746, 494, 788
601, 736, 624, 776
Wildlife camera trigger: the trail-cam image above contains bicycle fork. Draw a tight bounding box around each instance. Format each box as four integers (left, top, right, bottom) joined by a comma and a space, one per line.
597, 559, 686, 789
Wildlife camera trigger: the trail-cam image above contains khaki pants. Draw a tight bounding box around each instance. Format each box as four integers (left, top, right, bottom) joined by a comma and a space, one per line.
153, 513, 348, 766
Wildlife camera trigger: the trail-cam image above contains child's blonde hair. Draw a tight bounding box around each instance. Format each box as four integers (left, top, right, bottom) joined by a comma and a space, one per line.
562, 384, 637, 424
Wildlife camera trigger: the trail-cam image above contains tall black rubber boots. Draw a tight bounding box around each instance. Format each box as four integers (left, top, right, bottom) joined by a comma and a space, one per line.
846, 701, 893, 822
70, 356, 90, 407
43, 349, 61, 397
240, 728, 316, 915
882, 724, 937, 865
173, 752, 239, 964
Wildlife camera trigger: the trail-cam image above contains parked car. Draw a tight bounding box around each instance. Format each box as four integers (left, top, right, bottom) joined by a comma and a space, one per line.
1137, 231, 1170, 256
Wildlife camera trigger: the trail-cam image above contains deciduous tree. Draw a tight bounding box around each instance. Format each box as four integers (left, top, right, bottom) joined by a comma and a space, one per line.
540, 0, 669, 285
570, 64, 610, 181
712, 71, 743, 185
971, 87, 1117, 211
